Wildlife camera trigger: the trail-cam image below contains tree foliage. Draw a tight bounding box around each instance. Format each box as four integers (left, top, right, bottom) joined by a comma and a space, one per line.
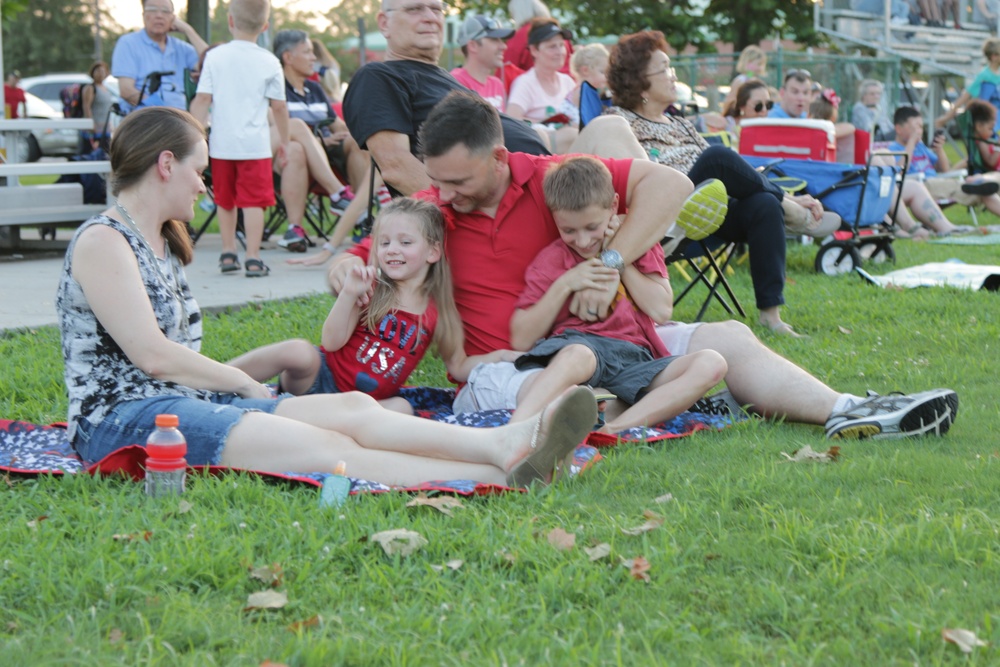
2, 0, 125, 76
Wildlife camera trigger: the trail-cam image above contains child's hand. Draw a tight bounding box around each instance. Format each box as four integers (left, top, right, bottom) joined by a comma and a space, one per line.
559, 258, 620, 293
276, 142, 290, 169
341, 264, 377, 306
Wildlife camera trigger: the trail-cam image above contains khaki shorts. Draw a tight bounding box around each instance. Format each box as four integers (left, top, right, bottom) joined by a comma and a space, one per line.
924, 177, 981, 206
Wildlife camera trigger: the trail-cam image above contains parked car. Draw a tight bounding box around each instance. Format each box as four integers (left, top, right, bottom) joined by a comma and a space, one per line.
16, 73, 121, 161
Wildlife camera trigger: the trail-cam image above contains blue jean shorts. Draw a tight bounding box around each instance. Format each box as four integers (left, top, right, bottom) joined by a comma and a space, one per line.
304, 345, 339, 395
73, 393, 284, 465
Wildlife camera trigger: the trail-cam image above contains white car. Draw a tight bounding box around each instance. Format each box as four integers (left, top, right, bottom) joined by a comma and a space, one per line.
18, 73, 121, 160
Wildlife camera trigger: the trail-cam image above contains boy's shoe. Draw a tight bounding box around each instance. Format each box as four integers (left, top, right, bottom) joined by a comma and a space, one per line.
825, 389, 958, 440
277, 225, 307, 253
960, 180, 1000, 196
676, 179, 728, 240
690, 388, 745, 418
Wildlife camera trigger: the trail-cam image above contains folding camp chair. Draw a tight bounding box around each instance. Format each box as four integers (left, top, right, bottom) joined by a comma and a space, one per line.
955, 110, 1000, 225
664, 237, 746, 321
744, 152, 908, 275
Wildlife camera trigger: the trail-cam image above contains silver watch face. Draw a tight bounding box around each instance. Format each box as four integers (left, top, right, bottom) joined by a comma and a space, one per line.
601, 249, 624, 271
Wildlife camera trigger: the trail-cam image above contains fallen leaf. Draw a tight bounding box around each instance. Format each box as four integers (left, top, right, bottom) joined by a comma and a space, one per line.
496, 550, 518, 567
178, 500, 193, 514
584, 543, 612, 561
780, 445, 841, 463
621, 511, 664, 536
249, 564, 283, 587
942, 627, 988, 653
111, 531, 153, 542
6, 621, 18, 633
244, 590, 288, 611
621, 556, 651, 582
370, 529, 428, 557
405, 493, 464, 516
259, 662, 290, 667
654, 493, 674, 504
704, 553, 721, 561
108, 628, 124, 644
431, 559, 465, 572
287, 615, 321, 633
547, 527, 576, 551
26, 515, 48, 530
837, 326, 852, 335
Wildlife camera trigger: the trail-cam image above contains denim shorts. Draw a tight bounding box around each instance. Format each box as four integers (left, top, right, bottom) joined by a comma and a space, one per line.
73, 393, 284, 465
304, 346, 340, 395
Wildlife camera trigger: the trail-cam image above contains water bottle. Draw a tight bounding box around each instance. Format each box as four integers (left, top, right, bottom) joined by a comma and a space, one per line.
145, 414, 187, 497
319, 460, 351, 508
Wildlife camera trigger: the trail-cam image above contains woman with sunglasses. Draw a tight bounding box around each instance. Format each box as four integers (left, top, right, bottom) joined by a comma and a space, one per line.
597, 31, 838, 337
721, 78, 773, 143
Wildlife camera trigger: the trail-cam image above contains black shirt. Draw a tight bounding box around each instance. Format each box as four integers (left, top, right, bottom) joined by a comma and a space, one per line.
343, 59, 549, 160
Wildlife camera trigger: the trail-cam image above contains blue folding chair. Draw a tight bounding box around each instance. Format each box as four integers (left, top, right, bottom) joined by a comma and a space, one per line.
578, 80, 611, 130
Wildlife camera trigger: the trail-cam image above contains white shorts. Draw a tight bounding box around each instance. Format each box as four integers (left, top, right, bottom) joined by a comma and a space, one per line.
452, 321, 702, 413
453, 362, 542, 413
655, 321, 702, 356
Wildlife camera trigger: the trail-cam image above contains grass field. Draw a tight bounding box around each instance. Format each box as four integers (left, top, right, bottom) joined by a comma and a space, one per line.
1, 225, 999, 665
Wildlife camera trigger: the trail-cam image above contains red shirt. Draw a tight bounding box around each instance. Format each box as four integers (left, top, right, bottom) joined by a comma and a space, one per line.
516, 240, 670, 357
4, 85, 25, 119
350, 154, 631, 357
322, 303, 437, 400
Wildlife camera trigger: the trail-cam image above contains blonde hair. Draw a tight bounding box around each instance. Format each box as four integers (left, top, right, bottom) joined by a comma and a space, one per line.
736, 45, 766, 74
365, 198, 463, 362
543, 156, 616, 213
570, 43, 609, 81
229, 0, 269, 33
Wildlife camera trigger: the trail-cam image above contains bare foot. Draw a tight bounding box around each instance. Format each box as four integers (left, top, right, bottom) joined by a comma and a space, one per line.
761, 320, 806, 338
503, 386, 597, 488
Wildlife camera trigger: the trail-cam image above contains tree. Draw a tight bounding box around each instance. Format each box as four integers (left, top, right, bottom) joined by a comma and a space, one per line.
2, 0, 125, 76
704, 0, 818, 51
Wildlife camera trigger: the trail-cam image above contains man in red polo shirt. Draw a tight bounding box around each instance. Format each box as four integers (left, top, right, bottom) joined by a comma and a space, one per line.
330, 92, 959, 441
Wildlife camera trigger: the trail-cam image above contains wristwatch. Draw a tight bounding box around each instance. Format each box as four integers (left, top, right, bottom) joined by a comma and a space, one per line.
600, 249, 625, 272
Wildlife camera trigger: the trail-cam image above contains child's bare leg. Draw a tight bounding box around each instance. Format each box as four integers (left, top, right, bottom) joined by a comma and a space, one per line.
378, 396, 415, 415
242, 207, 265, 261
980, 194, 1000, 217
510, 344, 597, 423
601, 350, 728, 433
218, 206, 239, 256
228, 339, 321, 395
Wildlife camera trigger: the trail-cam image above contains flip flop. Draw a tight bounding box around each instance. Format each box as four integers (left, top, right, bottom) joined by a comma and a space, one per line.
219, 252, 241, 273
506, 386, 597, 489
244, 258, 270, 277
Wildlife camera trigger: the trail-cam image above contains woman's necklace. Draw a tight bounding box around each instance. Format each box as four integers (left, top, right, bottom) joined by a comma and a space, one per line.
114, 200, 191, 343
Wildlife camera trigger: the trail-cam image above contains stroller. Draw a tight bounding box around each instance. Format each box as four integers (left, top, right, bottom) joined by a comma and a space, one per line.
744, 153, 909, 275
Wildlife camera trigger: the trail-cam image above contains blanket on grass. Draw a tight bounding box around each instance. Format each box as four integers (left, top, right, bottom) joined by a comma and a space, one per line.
0, 387, 735, 495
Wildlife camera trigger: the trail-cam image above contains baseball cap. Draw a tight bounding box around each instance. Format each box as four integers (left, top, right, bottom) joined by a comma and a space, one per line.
527, 21, 573, 46
457, 15, 515, 46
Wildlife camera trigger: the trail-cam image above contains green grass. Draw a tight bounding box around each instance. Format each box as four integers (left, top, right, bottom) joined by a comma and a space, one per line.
2, 231, 1000, 665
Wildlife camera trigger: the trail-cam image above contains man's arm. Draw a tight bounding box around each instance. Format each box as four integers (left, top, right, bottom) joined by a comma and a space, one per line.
171, 16, 209, 57
366, 130, 430, 195
609, 159, 691, 264
118, 77, 141, 107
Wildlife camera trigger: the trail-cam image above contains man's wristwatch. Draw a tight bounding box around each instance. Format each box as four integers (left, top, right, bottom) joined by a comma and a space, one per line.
600, 249, 625, 272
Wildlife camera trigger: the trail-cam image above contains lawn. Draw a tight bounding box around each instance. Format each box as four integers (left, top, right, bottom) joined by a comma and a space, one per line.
1, 231, 999, 665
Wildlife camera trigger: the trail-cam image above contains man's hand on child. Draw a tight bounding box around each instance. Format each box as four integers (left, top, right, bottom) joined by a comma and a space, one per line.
602, 214, 623, 248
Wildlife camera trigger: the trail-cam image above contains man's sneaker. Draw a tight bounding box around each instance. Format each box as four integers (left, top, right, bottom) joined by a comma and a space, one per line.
690, 388, 745, 418
825, 389, 958, 440
277, 225, 307, 253
961, 180, 1000, 196
675, 178, 728, 241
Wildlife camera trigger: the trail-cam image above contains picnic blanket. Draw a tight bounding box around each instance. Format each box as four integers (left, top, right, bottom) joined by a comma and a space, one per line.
858, 259, 1000, 291
0, 387, 736, 495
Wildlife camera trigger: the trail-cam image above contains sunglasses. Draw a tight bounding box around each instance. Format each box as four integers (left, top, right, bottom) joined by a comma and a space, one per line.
753, 100, 775, 113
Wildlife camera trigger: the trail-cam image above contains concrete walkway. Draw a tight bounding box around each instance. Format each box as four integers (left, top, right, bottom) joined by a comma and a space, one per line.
0, 233, 332, 332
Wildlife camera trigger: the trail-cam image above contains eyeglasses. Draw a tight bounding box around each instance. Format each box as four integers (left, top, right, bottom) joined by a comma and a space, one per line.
784, 68, 811, 83
386, 2, 447, 16
753, 100, 775, 113
646, 67, 676, 79
143, 6, 174, 15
